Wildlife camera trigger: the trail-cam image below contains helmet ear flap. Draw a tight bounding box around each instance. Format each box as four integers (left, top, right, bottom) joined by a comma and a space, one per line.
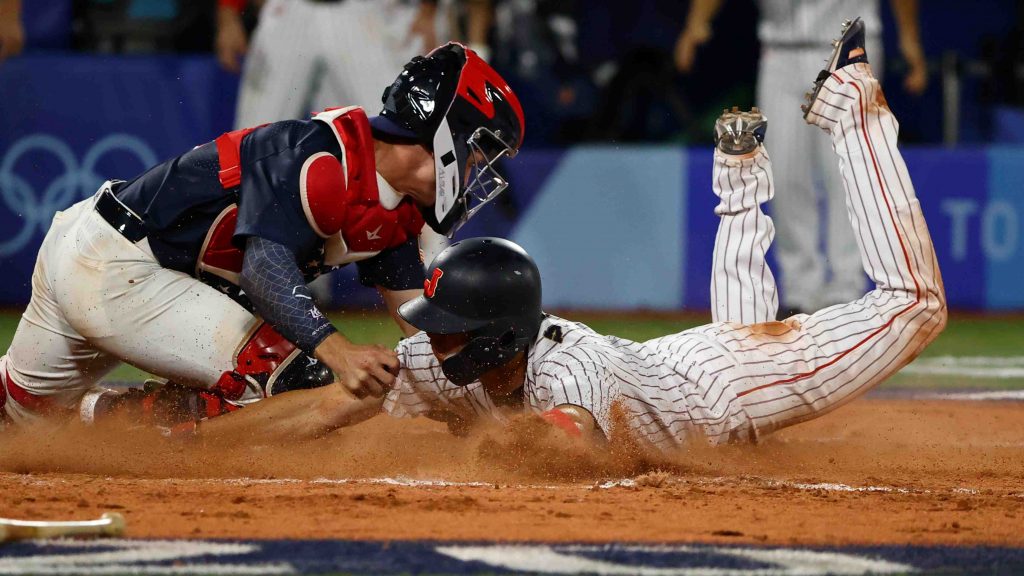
439, 327, 524, 386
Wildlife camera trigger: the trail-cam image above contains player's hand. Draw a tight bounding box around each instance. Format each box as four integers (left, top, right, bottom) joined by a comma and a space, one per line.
901, 40, 928, 96
0, 11, 25, 63
674, 23, 711, 73
215, 6, 248, 73
339, 343, 400, 399
315, 334, 400, 399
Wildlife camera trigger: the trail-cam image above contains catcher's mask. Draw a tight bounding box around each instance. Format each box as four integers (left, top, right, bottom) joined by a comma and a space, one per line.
371, 43, 525, 237
398, 237, 542, 385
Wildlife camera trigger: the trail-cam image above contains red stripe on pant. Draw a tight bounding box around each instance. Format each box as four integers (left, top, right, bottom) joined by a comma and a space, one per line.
736, 80, 920, 399
3, 369, 60, 415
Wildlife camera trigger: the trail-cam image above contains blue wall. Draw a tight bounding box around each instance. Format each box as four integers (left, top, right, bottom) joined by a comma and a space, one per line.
1, 55, 1021, 311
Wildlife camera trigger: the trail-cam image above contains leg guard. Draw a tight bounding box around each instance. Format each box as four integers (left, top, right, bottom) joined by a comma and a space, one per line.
78, 323, 334, 428
214, 321, 334, 403
79, 380, 243, 427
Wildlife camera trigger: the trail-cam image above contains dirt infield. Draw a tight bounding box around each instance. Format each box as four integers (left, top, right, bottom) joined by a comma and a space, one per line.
1, 398, 1022, 547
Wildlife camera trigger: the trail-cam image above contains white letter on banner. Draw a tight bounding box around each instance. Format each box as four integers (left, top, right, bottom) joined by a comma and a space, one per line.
941, 199, 978, 261
982, 200, 1018, 261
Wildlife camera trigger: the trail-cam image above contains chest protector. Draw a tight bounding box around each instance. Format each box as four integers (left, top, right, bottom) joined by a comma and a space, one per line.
197, 106, 425, 285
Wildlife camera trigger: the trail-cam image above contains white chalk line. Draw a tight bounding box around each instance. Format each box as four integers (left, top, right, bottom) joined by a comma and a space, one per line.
919, 390, 1024, 401
899, 355, 1024, 380
9, 473, 1003, 499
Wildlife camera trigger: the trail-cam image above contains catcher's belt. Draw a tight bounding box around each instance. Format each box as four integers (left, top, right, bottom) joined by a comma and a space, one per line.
95, 182, 146, 243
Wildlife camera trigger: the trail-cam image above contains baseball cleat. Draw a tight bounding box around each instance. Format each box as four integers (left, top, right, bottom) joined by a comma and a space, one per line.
714, 106, 768, 155
801, 17, 868, 119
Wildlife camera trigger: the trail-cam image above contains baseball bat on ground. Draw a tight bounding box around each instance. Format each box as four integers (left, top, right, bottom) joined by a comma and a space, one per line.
0, 512, 126, 542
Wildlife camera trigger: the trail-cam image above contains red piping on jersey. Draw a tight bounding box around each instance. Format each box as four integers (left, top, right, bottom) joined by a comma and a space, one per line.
737, 79, 920, 398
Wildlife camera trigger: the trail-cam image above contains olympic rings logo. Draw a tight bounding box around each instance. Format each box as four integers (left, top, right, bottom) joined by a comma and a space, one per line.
0, 134, 158, 257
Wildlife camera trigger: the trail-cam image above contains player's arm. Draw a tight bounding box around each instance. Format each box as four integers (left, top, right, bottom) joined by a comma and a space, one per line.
378, 287, 420, 337
235, 123, 402, 398
674, 0, 725, 72
889, 0, 927, 95
0, 0, 24, 63
215, 0, 249, 73
192, 382, 384, 441
239, 236, 399, 399
533, 346, 613, 445
356, 237, 426, 338
465, 0, 492, 60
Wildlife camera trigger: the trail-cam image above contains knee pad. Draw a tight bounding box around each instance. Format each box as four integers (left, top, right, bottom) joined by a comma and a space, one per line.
214, 322, 334, 402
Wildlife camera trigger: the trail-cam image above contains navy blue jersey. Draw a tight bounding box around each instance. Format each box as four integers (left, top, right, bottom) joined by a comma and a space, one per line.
115, 120, 422, 291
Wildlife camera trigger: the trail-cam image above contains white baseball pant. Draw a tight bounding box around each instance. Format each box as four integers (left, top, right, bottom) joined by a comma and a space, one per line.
0, 185, 260, 424
709, 64, 946, 439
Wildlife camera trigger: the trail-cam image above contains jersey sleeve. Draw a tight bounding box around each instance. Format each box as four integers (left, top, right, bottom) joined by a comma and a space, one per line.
384, 335, 446, 418
233, 121, 334, 256
356, 237, 425, 290
239, 236, 336, 354
532, 348, 616, 436
383, 335, 483, 426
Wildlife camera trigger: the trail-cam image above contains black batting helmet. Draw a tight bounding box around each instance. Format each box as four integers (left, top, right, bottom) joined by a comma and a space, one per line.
398, 237, 543, 386
370, 43, 525, 237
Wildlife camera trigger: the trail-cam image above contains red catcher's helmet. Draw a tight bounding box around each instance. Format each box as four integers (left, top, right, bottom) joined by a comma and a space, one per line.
371, 43, 525, 237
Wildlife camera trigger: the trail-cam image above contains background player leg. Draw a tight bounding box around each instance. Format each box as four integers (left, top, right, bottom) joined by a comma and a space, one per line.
720, 62, 946, 439
758, 47, 824, 317
234, 0, 319, 128
710, 109, 779, 325
314, 0, 419, 113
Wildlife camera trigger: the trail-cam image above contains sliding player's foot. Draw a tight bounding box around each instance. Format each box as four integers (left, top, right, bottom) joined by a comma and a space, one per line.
714, 106, 767, 155
802, 17, 870, 124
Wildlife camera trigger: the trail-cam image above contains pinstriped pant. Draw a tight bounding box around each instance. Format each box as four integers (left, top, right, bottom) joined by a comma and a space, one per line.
693, 64, 946, 440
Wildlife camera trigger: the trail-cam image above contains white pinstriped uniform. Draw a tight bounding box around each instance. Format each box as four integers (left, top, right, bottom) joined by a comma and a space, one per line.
383, 64, 946, 450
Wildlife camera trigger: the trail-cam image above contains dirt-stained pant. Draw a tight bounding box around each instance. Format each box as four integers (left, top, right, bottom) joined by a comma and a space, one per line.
698, 63, 946, 440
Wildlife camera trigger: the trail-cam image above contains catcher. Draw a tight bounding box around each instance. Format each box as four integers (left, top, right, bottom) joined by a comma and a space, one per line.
0, 43, 525, 425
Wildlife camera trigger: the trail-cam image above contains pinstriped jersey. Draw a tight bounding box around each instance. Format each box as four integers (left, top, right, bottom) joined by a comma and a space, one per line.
383, 314, 753, 450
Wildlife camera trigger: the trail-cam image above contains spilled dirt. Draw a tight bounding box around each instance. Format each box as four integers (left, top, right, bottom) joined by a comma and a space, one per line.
1, 398, 1023, 545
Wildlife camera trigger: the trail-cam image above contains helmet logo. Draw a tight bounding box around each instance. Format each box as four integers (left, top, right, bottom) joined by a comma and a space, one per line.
424, 268, 444, 298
